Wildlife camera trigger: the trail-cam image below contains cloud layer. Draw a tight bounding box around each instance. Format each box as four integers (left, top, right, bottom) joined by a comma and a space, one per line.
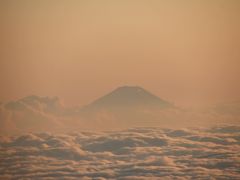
1, 125, 239, 179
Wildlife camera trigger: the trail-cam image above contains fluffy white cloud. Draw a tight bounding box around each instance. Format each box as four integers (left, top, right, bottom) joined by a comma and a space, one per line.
0, 125, 239, 179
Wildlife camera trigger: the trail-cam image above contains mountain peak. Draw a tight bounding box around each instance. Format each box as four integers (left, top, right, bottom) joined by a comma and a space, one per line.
115, 85, 143, 90
113, 86, 147, 94
83, 86, 173, 110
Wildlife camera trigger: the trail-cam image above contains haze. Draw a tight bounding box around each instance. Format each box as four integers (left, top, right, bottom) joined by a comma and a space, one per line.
1, 0, 240, 107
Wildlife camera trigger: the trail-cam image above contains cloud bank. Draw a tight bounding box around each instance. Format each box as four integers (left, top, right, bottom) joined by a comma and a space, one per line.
0, 125, 239, 179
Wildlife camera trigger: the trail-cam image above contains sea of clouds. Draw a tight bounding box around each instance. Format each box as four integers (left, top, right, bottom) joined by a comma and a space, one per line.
1, 125, 240, 179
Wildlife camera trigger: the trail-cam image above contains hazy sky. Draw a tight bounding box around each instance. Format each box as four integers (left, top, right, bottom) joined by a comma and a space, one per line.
0, 0, 240, 107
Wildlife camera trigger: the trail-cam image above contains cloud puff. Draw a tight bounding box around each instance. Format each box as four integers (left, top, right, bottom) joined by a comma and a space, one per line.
0, 125, 239, 179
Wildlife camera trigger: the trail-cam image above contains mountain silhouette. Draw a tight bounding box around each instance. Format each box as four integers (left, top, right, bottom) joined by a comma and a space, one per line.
77, 86, 176, 127
80, 86, 173, 113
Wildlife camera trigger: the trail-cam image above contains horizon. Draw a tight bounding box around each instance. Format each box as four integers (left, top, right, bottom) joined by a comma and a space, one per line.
1, 84, 240, 135
1, 85, 240, 108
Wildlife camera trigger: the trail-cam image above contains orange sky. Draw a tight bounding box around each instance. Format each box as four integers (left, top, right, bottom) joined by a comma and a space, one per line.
0, 0, 240, 107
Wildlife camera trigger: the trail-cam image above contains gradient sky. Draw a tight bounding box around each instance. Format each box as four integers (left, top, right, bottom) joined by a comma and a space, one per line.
0, 0, 240, 107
